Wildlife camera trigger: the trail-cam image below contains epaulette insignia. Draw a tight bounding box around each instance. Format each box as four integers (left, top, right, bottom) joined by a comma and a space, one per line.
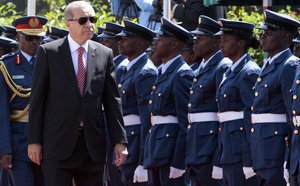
247, 68, 260, 75
289, 60, 299, 67
179, 70, 194, 77
141, 69, 156, 75
16, 54, 21, 65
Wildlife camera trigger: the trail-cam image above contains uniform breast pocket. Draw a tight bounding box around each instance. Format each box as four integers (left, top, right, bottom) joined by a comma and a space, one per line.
196, 124, 218, 156
227, 122, 243, 155
227, 87, 237, 101
191, 86, 204, 104
153, 87, 169, 111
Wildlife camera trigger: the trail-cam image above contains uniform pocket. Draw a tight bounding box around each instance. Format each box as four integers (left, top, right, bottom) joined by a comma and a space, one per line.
153, 126, 178, 159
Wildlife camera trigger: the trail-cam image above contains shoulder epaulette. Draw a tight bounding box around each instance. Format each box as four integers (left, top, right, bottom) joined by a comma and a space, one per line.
0, 52, 15, 61
141, 68, 157, 75
179, 69, 194, 77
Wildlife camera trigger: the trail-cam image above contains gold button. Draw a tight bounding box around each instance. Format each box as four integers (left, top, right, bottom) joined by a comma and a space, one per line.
199, 85, 203, 88
149, 100, 152, 104
264, 84, 268, 88
190, 90, 193, 94
223, 94, 227, 98
131, 131, 134, 135
150, 112, 153, 116
285, 137, 288, 141
251, 128, 255, 133
149, 129, 151, 133
158, 93, 161, 96
188, 103, 192, 107
216, 99, 218, 102
219, 128, 222, 132
187, 125, 191, 129
240, 127, 243, 131
252, 86, 255, 90
293, 110, 297, 115
255, 92, 258, 97
294, 130, 299, 135
118, 84, 122, 88
251, 106, 254, 111
297, 80, 300, 84
193, 78, 197, 83
210, 130, 213, 134
152, 86, 156, 90
294, 95, 297, 100
290, 89, 292, 92
122, 90, 126, 94
275, 131, 278, 135
166, 133, 169, 137
257, 77, 262, 82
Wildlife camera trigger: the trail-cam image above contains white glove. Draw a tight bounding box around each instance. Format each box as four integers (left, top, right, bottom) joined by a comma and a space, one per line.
212, 166, 223, 179
284, 161, 289, 184
133, 165, 148, 183
242, 167, 256, 179
169, 166, 185, 179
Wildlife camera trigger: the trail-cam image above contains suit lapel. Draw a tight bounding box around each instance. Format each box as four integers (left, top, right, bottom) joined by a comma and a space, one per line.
84, 43, 97, 95
60, 38, 80, 96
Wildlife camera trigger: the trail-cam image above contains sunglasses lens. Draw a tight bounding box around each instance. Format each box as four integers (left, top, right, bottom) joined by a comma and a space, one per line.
24, 36, 42, 41
78, 17, 88, 25
89, 17, 97, 23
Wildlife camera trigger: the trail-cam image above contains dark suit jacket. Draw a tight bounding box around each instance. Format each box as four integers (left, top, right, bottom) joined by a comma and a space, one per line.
28, 37, 127, 162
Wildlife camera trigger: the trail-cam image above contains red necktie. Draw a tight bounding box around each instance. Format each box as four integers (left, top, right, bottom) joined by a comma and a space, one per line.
77, 47, 86, 97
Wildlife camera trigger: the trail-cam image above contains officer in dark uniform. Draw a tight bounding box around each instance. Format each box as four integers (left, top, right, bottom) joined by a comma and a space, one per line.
250, 10, 300, 186
143, 18, 194, 186
99, 22, 126, 84
0, 15, 47, 186
0, 36, 18, 57
186, 15, 231, 186
181, 37, 201, 70
292, 35, 300, 58
43, 26, 68, 43
116, 19, 157, 186
2, 25, 18, 41
216, 19, 261, 185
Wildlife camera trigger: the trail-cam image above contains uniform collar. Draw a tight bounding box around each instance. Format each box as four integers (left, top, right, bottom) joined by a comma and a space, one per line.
20, 50, 33, 62
231, 53, 247, 71
161, 55, 181, 74
268, 48, 289, 65
126, 52, 147, 71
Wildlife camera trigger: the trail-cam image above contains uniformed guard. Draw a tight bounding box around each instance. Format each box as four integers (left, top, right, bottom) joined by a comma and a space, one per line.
290, 42, 300, 185
186, 15, 231, 186
0, 15, 47, 186
0, 36, 18, 57
99, 22, 126, 84
2, 25, 18, 41
250, 10, 300, 186
181, 37, 201, 70
43, 26, 68, 43
116, 19, 157, 186
143, 18, 194, 186
292, 35, 300, 58
215, 19, 261, 185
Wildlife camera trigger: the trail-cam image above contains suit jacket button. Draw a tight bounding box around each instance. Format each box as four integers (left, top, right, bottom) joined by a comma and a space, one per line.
251, 128, 255, 133
275, 131, 278, 135
187, 125, 191, 129
118, 84, 122, 88
149, 100, 152, 104
158, 93, 161, 96
296, 80, 300, 84
240, 127, 243, 131
166, 133, 169, 137
193, 78, 197, 83
223, 94, 226, 98
293, 95, 297, 100
255, 92, 258, 96
294, 130, 299, 135
122, 90, 126, 94
131, 131, 134, 135
293, 110, 297, 115
190, 90, 193, 94
219, 127, 221, 132
188, 103, 191, 107
210, 130, 213, 134
257, 77, 262, 82
264, 84, 268, 88
152, 86, 156, 90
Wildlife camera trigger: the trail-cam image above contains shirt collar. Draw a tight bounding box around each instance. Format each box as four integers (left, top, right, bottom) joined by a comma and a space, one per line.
161, 55, 181, 74
68, 34, 89, 53
20, 50, 33, 62
113, 54, 122, 61
268, 48, 289, 65
126, 52, 146, 71
231, 53, 247, 71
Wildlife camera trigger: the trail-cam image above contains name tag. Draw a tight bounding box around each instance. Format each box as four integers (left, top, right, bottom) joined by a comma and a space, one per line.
12, 75, 25, 80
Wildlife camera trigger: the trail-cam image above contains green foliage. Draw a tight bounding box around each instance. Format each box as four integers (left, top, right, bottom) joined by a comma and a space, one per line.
0, 2, 23, 25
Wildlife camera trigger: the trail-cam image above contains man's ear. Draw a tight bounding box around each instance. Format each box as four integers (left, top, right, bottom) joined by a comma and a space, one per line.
65, 20, 71, 29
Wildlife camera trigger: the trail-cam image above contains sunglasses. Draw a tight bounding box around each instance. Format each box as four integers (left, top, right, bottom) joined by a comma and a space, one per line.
68, 16, 97, 25
20, 34, 43, 42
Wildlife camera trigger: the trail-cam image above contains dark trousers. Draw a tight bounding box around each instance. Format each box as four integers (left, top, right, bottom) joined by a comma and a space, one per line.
41, 134, 104, 186
256, 168, 286, 186
223, 162, 258, 186
148, 165, 186, 186
120, 163, 147, 186
0, 167, 10, 186
292, 172, 300, 186
188, 164, 223, 186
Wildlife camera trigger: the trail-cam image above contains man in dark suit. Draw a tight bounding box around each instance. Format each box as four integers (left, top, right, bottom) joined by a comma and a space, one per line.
27, 1, 128, 186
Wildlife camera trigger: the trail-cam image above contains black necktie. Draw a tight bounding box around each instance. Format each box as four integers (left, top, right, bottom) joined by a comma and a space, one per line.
29, 56, 36, 67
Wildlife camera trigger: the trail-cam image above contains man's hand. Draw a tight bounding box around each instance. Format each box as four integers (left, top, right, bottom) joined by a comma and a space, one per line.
114, 143, 128, 167
0, 154, 12, 170
28, 144, 42, 165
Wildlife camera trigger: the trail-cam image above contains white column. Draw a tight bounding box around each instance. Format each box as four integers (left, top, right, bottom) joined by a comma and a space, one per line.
163, 0, 171, 19
27, 0, 36, 16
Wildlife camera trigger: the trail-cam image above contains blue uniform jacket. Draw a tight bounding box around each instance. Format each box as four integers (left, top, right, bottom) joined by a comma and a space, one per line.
186, 51, 231, 166
114, 54, 127, 84
290, 65, 300, 175
0, 50, 33, 161
190, 60, 201, 71
216, 54, 260, 167
143, 56, 194, 170
118, 53, 157, 165
251, 49, 298, 170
